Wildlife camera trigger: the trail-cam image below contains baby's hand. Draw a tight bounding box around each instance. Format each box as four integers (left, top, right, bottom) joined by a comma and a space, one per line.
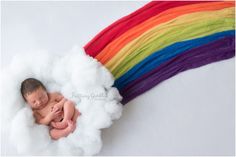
60, 98, 67, 103
47, 108, 62, 121
52, 106, 61, 112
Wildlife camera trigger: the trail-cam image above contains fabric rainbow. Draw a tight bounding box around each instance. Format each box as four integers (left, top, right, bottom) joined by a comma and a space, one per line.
84, 1, 235, 104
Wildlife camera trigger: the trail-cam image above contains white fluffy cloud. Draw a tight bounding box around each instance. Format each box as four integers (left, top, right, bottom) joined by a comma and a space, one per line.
1, 46, 123, 155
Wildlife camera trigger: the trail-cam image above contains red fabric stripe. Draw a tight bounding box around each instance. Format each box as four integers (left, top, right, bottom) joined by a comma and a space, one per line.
84, 1, 213, 57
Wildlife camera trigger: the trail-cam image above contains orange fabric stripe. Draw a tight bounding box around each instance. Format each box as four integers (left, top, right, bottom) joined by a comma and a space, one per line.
95, 1, 235, 64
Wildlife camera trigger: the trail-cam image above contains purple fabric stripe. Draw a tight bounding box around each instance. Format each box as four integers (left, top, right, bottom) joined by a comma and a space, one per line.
121, 36, 235, 104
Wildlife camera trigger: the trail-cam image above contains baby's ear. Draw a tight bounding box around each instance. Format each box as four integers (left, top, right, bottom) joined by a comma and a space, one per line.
22, 95, 27, 102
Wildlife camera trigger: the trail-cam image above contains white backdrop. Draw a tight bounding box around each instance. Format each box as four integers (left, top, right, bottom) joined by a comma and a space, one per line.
1, 1, 235, 155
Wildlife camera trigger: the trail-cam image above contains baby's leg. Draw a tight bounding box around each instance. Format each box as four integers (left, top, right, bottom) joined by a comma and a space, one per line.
72, 109, 81, 124
63, 100, 75, 122
51, 100, 75, 129
50, 120, 76, 140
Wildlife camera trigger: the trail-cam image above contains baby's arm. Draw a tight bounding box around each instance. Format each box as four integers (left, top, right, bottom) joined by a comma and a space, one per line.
51, 100, 76, 129
34, 112, 50, 125
54, 92, 64, 102
34, 110, 62, 125
53, 98, 67, 111
53, 92, 67, 110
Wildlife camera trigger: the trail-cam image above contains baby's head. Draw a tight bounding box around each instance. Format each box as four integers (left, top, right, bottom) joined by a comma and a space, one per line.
21, 78, 49, 109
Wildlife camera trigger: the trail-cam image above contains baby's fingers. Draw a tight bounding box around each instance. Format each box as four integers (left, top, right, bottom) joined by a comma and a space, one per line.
54, 110, 61, 114
56, 111, 62, 116
52, 110, 60, 116
54, 107, 60, 112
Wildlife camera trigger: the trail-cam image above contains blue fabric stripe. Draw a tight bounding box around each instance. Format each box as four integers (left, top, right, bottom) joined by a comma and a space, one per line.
114, 30, 235, 90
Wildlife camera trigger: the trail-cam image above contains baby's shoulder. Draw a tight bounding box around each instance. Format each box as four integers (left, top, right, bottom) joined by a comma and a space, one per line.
49, 92, 62, 97
33, 110, 42, 120
48, 92, 63, 102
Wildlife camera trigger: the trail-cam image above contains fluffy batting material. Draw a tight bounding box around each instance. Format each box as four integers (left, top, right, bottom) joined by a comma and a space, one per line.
1, 46, 123, 155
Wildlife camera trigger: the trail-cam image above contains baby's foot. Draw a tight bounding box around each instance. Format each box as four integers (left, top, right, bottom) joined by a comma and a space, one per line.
66, 120, 76, 133
51, 120, 68, 129
72, 109, 81, 123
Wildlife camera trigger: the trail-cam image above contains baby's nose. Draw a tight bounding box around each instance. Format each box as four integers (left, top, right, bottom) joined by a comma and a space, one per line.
36, 101, 41, 105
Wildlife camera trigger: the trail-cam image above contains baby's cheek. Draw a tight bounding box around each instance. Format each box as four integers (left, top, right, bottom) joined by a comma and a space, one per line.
43, 97, 48, 104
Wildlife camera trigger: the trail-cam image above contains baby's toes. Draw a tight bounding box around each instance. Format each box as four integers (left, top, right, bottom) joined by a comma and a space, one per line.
67, 120, 73, 126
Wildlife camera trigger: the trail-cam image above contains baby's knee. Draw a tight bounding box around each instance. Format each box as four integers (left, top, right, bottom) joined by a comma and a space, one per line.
64, 100, 75, 107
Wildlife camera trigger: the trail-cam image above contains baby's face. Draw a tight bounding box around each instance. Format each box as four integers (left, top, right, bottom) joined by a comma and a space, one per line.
25, 87, 49, 110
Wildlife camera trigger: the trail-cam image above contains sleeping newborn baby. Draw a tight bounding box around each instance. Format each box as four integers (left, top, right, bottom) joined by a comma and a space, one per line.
20, 78, 81, 140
